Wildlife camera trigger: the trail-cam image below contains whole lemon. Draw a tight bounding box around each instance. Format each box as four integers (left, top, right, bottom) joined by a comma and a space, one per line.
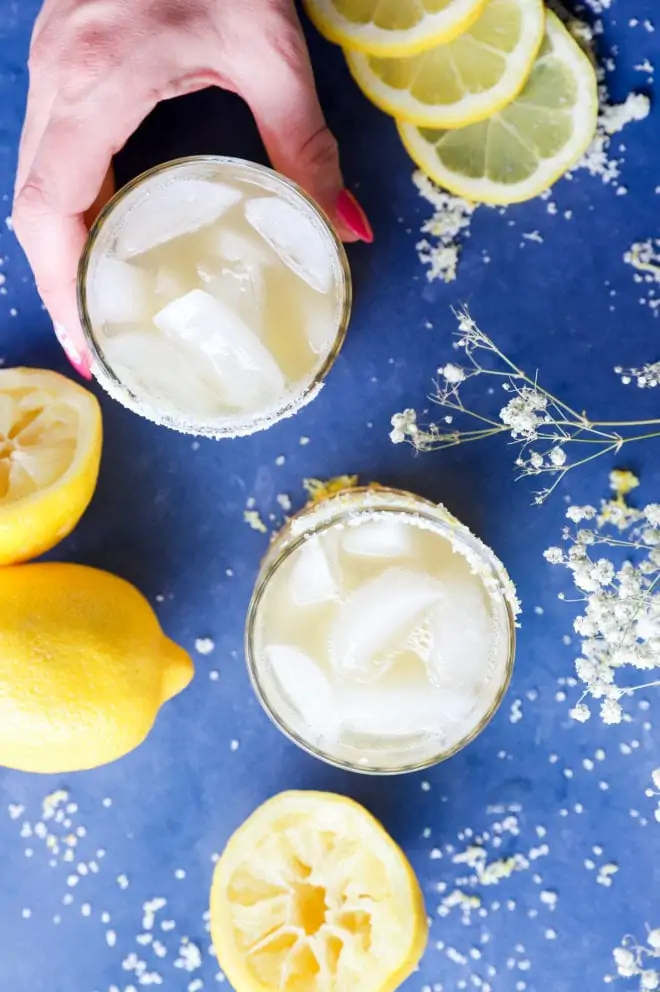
0, 563, 194, 773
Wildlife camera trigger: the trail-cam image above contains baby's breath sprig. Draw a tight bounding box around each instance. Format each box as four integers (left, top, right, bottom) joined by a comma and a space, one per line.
544, 472, 660, 724
607, 928, 660, 990
390, 311, 660, 503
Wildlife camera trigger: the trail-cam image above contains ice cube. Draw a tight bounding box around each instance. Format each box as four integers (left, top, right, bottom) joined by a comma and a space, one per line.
341, 518, 414, 559
245, 197, 333, 294
153, 289, 284, 397
89, 257, 150, 325
265, 644, 340, 740
115, 180, 242, 259
427, 570, 493, 692
337, 682, 443, 736
288, 534, 341, 607
209, 227, 274, 267
328, 568, 445, 681
302, 290, 334, 356
102, 330, 220, 416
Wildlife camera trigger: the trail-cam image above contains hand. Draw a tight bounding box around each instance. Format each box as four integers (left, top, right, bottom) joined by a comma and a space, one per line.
12, 0, 373, 376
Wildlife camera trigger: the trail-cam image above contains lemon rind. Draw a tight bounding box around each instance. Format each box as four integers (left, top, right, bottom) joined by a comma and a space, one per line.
210, 791, 428, 992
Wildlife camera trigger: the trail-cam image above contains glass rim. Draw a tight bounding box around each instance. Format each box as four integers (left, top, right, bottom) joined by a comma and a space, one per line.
244, 485, 518, 776
77, 155, 353, 438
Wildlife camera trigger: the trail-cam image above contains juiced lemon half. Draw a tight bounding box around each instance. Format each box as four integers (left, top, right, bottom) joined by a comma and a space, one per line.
398, 10, 598, 203
0, 368, 102, 564
210, 791, 428, 992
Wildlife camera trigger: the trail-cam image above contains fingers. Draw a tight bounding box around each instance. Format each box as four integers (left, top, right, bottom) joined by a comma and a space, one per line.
234, 6, 372, 243
13, 96, 153, 376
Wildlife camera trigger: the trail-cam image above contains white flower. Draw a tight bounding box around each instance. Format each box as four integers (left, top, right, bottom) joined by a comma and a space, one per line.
566, 505, 597, 523
645, 504, 660, 526
648, 929, 660, 950
544, 547, 563, 564
499, 388, 549, 440
550, 446, 567, 467
576, 529, 595, 545
613, 947, 636, 974
652, 769, 660, 791
530, 451, 544, 469
439, 363, 465, 384
575, 658, 599, 682
390, 409, 417, 444
641, 971, 660, 991
569, 703, 591, 722
600, 697, 623, 724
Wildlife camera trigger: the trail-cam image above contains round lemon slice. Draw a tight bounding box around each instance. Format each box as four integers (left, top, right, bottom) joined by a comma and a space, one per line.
346, 0, 546, 128
398, 9, 598, 203
210, 791, 428, 992
303, 0, 489, 57
0, 368, 102, 565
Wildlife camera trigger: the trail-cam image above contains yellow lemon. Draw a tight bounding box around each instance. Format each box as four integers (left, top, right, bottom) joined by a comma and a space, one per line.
0, 563, 194, 773
210, 791, 428, 992
346, 0, 546, 128
0, 368, 102, 565
399, 10, 598, 203
304, 0, 488, 58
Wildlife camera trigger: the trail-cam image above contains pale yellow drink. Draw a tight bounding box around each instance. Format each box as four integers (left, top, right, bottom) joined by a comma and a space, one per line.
78, 158, 350, 436
247, 488, 518, 774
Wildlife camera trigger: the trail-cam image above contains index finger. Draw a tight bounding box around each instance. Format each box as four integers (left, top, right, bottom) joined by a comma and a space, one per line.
13, 95, 157, 374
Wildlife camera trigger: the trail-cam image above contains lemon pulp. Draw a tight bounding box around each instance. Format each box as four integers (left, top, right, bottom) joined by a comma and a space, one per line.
210, 791, 428, 992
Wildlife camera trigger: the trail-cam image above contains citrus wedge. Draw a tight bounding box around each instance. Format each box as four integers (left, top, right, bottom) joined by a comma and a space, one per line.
0, 368, 102, 564
398, 9, 598, 203
210, 791, 428, 992
346, 0, 546, 128
303, 0, 489, 57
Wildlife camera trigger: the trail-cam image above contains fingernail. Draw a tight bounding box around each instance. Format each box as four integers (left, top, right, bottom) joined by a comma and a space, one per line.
53, 323, 92, 380
335, 189, 374, 243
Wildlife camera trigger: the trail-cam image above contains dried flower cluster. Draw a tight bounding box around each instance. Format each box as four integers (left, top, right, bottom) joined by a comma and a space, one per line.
390, 311, 660, 502
608, 928, 660, 990
544, 473, 660, 723
616, 361, 660, 389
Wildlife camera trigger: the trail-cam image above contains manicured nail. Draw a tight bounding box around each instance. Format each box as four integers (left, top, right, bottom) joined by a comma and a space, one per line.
335, 189, 374, 243
53, 323, 92, 380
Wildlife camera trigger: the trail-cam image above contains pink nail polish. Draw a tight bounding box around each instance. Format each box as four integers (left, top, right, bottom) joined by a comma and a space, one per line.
53, 323, 92, 380
336, 189, 374, 243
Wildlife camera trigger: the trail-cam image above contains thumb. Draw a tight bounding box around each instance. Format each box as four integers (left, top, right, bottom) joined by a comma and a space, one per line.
235, 13, 372, 243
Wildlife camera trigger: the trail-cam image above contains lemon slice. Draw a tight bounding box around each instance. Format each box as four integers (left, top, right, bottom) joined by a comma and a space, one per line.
346, 0, 546, 128
303, 0, 489, 57
398, 9, 598, 203
210, 791, 428, 992
0, 368, 102, 564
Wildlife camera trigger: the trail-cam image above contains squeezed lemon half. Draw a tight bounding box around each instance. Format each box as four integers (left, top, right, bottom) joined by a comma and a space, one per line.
210, 791, 428, 992
398, 10, 598, 203
346, 0, 546, 128
0, 368, 102, 564
304, 0, 489, 57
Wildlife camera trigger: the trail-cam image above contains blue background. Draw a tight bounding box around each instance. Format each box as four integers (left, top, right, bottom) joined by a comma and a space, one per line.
0, 2, 659, 990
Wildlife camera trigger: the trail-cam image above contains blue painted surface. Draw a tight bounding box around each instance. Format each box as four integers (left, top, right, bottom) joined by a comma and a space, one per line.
0, 2, 659, 991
